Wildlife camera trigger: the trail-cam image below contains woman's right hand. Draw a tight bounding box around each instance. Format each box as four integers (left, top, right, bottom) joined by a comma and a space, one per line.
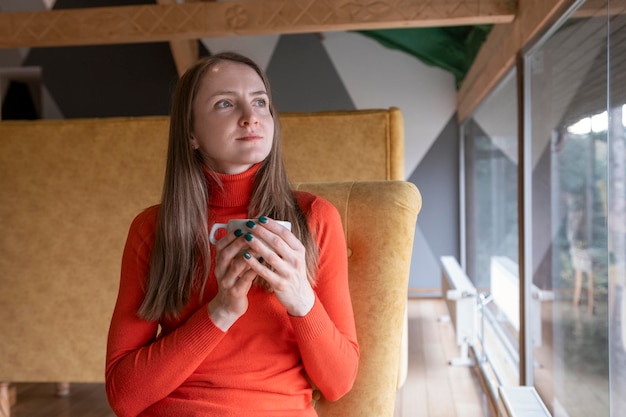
208, 228, 258, 331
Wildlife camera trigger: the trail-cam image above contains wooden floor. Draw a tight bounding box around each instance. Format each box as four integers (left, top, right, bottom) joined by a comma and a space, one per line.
6, 299, 491, 417
394, 298, 492, 417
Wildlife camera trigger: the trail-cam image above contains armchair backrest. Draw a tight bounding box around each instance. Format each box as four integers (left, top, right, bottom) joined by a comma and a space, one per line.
281, 108, 404, 181
0, 108, 413, 416
294, 181, 421, 417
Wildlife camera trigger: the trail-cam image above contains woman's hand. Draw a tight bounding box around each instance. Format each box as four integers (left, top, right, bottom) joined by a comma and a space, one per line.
242, 216, 315, 317
209, 228, 259, 331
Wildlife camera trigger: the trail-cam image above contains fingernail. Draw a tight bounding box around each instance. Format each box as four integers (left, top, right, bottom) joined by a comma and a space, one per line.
243, 251, 251, 259
258, 257, 264, 264
244, 233, 253, 242
246, 220, 256, 228
234, 229, 243, 237
258, 216, 268, 224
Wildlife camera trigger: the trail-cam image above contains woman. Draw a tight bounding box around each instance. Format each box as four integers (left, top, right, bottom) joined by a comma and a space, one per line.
105, 52, 359, 417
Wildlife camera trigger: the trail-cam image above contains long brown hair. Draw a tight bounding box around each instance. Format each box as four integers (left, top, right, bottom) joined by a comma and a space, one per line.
138, 52, 319, 321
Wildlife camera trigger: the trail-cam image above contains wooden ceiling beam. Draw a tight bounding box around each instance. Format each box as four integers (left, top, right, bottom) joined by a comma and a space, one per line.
0, 0, 515, 49
167, 36, 199, 77
155, 0, 199, 77
457, 0, 617, 122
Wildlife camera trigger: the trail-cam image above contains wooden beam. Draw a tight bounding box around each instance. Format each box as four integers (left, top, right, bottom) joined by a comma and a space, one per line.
457, 0, 601, 122
156, 0, 199, 77
0, 0, 515, 49
169, 38, 199, 77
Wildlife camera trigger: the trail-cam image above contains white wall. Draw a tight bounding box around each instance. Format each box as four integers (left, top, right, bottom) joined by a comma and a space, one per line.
322, 31, 457, 179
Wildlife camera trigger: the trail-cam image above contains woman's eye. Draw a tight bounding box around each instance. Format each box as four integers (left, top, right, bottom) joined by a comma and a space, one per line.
216, 100, 232, 108
254, 98, 267, 107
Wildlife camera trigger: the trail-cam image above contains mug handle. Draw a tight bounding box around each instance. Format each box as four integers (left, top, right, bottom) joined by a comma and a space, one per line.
209, 223, 228, 244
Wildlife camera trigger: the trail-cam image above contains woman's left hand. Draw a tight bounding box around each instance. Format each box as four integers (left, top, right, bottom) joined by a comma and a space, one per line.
242, 217, 315, 316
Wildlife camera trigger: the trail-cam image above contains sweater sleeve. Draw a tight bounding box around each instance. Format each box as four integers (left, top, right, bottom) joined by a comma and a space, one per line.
105, 207, 226, 417
289, 195, 360, 401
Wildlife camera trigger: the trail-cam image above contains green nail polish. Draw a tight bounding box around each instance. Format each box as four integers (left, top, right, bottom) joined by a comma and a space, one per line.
244, 233, 253, 242
258, 216, 268, 224
246, 220, 256, 228
234, 229, 243, 237
258, 257, 264, 264
243, 251, 251, 259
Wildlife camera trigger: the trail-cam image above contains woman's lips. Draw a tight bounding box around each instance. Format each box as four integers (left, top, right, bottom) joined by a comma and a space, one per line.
238, 134, 262, 141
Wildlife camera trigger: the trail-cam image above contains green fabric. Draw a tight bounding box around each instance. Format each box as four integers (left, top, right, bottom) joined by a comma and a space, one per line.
358, 26, 492, 89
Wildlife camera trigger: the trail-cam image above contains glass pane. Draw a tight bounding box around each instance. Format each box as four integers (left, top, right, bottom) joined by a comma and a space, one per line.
463, 71, 519, 387
526, 1, 613, 415
608, 2, 626, 415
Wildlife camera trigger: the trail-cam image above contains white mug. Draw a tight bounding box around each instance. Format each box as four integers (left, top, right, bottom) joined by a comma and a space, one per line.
209, 218, 292, 245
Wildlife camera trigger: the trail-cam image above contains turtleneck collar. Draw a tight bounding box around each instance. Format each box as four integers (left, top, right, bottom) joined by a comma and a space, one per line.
204, 163, 261, 209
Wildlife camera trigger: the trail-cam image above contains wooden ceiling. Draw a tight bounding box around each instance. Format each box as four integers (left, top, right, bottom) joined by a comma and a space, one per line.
0, 0, 516, 75
1, 0, 613, 121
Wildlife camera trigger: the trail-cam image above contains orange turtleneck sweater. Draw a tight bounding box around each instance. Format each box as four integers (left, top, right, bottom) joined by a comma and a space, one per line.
105, 164, 359, 417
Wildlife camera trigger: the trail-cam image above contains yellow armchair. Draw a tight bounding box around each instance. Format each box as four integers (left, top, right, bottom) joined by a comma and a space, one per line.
0, 108, 418, 416
295, 181, 421, 417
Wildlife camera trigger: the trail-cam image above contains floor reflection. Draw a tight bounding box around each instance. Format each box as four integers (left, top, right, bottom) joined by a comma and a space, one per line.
534, 293, 626, 417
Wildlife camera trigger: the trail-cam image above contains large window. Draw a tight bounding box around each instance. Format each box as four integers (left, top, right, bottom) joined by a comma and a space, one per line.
463, 1, 626, 416
462, 71, 520, 388
524, 0, 624, 415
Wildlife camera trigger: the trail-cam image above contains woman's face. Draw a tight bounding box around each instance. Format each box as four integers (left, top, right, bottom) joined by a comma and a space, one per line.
191, 60, 274, 174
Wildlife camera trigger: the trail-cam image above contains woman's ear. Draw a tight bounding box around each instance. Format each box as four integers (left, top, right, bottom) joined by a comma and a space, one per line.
190, 135, 199, 150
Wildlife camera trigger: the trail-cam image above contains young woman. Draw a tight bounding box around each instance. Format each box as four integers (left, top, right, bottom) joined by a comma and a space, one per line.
105, 52, 359, 417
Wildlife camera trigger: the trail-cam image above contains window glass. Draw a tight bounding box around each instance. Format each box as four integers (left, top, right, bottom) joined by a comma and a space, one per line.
525, 1, 621, 415
462, 70, 519, 387
607, 3, 626, 415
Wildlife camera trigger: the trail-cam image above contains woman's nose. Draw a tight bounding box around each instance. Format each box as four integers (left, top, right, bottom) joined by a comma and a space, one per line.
240, 107, 259, 126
